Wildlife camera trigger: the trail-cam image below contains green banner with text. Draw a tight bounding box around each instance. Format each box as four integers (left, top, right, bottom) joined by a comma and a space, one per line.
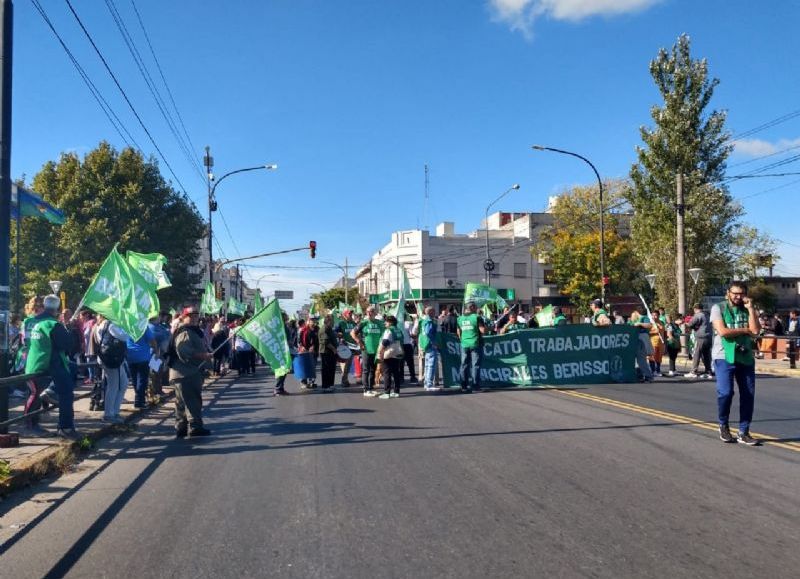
440, 324, 638, 387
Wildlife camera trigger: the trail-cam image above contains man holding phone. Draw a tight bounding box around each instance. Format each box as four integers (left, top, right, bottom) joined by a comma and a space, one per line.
710, 281, 761, 445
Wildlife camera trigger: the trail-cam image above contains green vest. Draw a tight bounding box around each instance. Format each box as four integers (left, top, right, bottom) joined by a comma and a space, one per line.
592, 309, 608, 324
418, 317, 435, 351
553, 315, 567, 326
22, 315, 39, 348
666, 322, 682, 348
458, 313, 481, 348
387, 326, 403, 343
25, 318, 69, 374
719, 301, 754, 366
503, 322, 527, 333
358, 319, 384, 354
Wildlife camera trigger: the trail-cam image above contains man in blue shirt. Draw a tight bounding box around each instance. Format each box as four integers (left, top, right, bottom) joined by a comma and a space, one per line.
127, 325, 157, 408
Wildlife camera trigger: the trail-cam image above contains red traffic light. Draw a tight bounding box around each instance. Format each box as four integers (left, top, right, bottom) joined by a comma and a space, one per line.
309, 240, 317, 259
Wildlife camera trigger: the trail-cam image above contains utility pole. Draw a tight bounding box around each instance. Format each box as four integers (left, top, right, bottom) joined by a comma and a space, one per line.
0, 0, 13, 438
676, 173, 686, 315
204, 146, 214, 286
344, 256, 349, 304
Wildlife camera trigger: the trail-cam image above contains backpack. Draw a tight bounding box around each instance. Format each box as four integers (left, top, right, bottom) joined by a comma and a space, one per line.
98, 323, 127, 369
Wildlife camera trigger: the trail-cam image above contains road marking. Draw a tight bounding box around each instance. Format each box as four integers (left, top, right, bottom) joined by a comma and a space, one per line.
556, 390, 800, 453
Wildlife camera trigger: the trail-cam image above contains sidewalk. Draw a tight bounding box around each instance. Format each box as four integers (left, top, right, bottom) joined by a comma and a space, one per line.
0, 373, 222, 496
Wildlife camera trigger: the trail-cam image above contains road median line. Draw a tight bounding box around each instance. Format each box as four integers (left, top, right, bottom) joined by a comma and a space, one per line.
556, 390, 800, 453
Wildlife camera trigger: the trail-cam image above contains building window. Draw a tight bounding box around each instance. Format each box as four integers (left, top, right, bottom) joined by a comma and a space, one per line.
514, 262, 527, 278
443, 262, 457, 280
543, 269, 556, 285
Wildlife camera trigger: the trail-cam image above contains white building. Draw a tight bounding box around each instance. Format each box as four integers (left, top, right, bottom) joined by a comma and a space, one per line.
355, 212, 563, 314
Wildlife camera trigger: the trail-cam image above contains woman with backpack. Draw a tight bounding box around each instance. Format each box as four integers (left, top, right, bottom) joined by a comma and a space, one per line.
94, 314, 129, 423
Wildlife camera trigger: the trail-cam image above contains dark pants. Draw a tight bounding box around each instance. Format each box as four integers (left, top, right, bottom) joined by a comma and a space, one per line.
24, 376, 48, 426
666, 344, 680, 373
361, 352, 377, 391
213, 352, 227, 375
52, 372, 75, 430
129, 361, 150, 407
173, 374, 204, 431
236, 350, 252, 375
692, 336, 713, 374
275, 373, 287, 392
321, 351, 337, 387
714, 359, 756, 433
383, 357, 402, 394
248, 350, 257, 373
402, 343, 416, 383
460, 347, 482, 389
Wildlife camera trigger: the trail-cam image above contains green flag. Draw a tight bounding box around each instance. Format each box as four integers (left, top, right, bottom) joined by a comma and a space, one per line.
126, 251, 172, 290
309, 301, 318, 318
228, 297, 246, 316
236, 299, 292, 377
81, 246, 159, 341
355, 301, 363, 315
201, 282, 222, 315
393, 266, 414, 325
253, 291, 264, 313
535, 304, 554, 327
463, 282, 509, 310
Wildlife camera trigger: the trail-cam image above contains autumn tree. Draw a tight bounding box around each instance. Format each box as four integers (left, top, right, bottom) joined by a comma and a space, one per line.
15, 142, 205, 309
539, 180, 644, 309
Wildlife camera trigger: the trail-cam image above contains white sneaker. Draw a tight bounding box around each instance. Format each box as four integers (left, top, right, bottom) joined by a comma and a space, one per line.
667, 371, 675, 377
363, 390, 377, 397
685, 372, 699, 378
389, 392, 400, 398
700, 373, 709, 380
378, 393, 391, 399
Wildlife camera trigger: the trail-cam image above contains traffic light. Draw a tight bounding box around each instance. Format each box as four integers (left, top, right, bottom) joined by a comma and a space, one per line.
309, 240, 317, 259
220, 286, 226, 301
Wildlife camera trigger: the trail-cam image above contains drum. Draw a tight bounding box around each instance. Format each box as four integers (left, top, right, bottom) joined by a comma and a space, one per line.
336, 345, 352, 361
292, 352, 315, 382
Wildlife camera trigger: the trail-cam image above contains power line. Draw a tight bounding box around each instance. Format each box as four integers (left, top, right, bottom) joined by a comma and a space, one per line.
729, 108, 800, 141
29, 0, 141, 150
64, 0, 192, 198
103, 0, 206, 185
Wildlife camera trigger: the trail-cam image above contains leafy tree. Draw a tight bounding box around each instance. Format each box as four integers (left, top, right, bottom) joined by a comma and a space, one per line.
748, 282, 777, 313
310, 287, 361, 311
539, 180, 644, 309
628, 34, 746, 311
14, 142, 205, 310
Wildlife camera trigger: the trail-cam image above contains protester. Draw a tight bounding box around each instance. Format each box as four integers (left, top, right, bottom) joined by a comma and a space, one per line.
351, 306, 383, 397
211, 320, 230, 376
234, 326, 254, 377
785, 309, 799, 364
457, 301, 486, 392
80, 310, 97, 384
648, 314, 666, 377
274, 313, 291, 396
318, 314, 339, 390
377, 314, 404, 399
298, 317, 319, 388
629, 309, 654, 382
590, 299, 612, 326
664, 312, 682, 377
337, 309, 357, 387
686, 303, 713, 378
710, 281, 760, 445
612, 310, 625, 325
401, 314, 418, 384
24, 295, 78, 439
168, 306, 212, 438
499, 310, 526, 334
126, 322, 157, 408
419, 306, 440, 392
94, 313, 129, 424
552, 306, 568, 326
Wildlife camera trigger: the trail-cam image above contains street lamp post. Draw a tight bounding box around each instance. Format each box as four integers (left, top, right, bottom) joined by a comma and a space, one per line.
484, 184, 521, 286
319, 259, 350, 304
532, 145, 607, 304
204, 145, 277, 285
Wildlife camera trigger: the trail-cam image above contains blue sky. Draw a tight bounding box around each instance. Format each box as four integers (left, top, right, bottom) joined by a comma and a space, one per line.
12, 0, 800, 311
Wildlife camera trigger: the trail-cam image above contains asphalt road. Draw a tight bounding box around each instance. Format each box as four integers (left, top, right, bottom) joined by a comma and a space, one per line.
2, 370, 799, 578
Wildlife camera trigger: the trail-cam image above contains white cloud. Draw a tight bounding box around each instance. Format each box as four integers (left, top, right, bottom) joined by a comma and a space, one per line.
489, 0, 660, 36
732, 137, 800, 158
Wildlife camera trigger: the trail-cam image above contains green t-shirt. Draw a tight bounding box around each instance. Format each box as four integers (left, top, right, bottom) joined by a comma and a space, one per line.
553, 315, 567, 326
338, 319, 357, 347
357, 319, 384, 354
458, 313, 483, 348
629, 315, 651, 333
503, 322, 527, 333
592, 309, 609, 325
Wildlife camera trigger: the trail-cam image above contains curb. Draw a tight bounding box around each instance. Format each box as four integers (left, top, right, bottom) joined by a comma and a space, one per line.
0, 373, 225, 497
